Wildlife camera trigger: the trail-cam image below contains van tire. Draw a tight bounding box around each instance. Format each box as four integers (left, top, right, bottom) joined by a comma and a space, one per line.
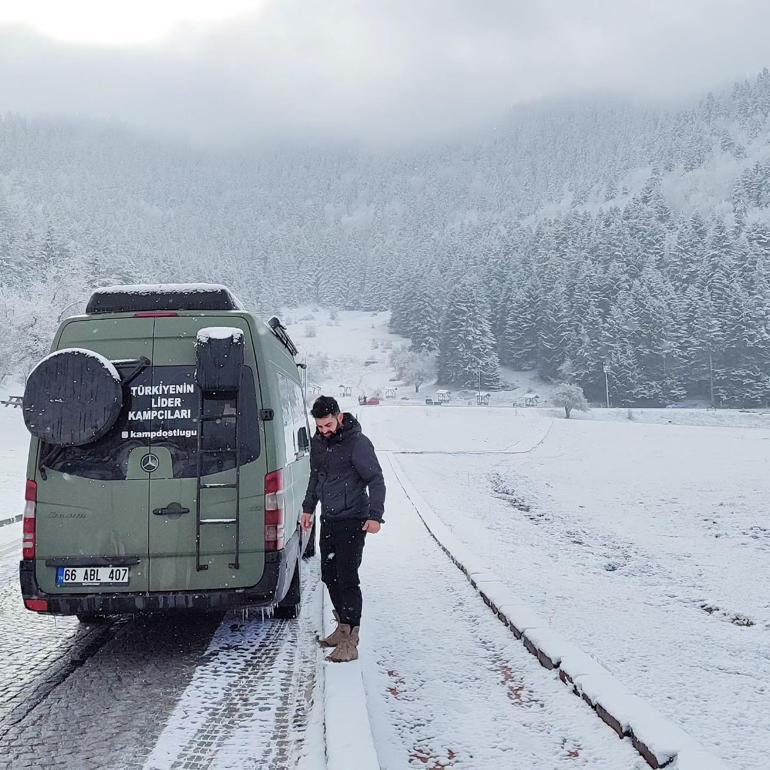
303, 520, 316, 558
23, 348, 123, 446
273, 556, 301, 619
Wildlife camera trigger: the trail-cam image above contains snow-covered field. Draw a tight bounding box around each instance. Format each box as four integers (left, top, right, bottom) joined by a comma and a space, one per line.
362, 406, 769, 768
287, 308, 768, 769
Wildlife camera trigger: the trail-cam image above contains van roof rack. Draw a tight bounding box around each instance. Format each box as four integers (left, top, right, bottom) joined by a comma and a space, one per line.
86, 284, 243, 315
266, 316, 298, 357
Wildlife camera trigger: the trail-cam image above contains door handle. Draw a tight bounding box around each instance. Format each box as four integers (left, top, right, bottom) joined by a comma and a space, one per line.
153, 502, 191, 516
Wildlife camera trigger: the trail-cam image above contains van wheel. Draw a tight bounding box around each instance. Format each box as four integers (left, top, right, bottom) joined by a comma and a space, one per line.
303, 520, 316, 558
273, 557, 301, 619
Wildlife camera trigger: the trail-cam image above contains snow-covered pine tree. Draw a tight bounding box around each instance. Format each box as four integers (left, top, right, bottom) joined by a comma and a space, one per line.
538, 283, 573, 381
500, 276, 541, 369
410, 282, 441, 352
438, 275, 502, 389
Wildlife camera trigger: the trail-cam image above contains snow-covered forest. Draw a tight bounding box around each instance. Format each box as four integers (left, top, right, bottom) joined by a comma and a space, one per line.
2, 70, 770, 405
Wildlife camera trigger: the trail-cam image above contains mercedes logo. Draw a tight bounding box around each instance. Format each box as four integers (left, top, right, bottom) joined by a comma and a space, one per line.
141, 453, 160, 473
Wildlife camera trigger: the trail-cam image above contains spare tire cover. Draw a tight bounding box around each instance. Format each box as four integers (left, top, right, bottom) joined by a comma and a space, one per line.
23, 348, 124, 446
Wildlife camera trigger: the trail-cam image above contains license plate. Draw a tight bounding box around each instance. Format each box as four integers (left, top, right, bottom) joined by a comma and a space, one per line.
56, 566, 130, 586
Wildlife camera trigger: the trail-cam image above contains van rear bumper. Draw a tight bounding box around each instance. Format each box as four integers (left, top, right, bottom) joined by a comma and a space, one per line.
19, 552, 285, 615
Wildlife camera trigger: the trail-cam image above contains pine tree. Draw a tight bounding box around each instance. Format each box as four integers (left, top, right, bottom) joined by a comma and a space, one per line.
571, 305, 605, 402
438, 275, 502, 389
410, 282, 440, 352
602, 293, 641, 405
538, 283, 572, 380
670, 215, 706, 288
686, 286, 724, 406
389, 272, 420, 338
501, 276, 540, 369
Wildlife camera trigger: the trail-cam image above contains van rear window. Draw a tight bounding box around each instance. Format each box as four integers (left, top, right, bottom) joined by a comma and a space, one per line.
43, 365, 260, 480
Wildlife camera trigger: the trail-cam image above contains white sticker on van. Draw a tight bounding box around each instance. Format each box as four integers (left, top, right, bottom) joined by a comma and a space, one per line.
128, 409, 193, 421
126, 428, 198, 439
124, 372, 199, 439
130, 383, 195, 396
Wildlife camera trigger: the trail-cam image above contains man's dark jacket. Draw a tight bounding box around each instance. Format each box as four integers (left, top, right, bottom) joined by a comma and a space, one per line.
302, 413, 386, 522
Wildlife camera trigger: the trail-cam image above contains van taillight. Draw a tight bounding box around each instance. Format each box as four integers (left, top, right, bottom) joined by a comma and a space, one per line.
23, 479, 37, 560
264, 469, 285, 551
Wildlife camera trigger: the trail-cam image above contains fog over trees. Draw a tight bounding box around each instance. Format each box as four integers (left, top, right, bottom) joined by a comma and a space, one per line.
1, 69, 770, 404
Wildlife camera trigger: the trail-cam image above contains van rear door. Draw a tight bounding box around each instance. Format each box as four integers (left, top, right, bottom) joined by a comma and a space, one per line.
33, 317, 154, 596
147, 316, 265, 592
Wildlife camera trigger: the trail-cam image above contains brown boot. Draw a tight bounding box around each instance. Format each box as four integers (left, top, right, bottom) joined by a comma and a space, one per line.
319, 611, 344, 648
326, 625, 359, 663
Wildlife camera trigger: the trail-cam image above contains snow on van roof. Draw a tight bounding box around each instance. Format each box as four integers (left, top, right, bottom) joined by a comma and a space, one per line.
92, 283, 230, 296
197, 327, 244, 343
86, 284, 243, 314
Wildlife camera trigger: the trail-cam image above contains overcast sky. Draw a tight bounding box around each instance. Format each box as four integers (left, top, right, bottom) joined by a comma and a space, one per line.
2, 0, 770, 146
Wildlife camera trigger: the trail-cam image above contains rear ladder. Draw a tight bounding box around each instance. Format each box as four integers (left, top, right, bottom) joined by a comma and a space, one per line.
195, 376, 242, 571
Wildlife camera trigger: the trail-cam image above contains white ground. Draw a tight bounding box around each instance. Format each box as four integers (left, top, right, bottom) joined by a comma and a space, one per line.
285, 308, 767, 769
361, 452, 646, 769
0, 389, 27, 523
0, 394, 27, 558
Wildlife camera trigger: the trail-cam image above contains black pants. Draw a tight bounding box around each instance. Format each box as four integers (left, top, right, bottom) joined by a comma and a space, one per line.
320, 518, 367, 628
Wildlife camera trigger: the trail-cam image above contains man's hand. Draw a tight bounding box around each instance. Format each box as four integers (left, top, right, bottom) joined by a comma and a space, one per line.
301, 512, 314, 531
361, 519, 382, 534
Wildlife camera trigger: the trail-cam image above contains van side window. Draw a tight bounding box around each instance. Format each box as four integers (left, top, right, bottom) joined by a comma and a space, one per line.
294, 382, 310, 452
277, 372, 298, 465
277, 373, 309, 462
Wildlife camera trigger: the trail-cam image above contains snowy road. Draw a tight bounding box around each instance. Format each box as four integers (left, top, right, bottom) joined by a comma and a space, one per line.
358, 453, 645, 769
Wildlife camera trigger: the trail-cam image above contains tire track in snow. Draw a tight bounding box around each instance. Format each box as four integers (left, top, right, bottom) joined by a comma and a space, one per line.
143, 559, 322, 770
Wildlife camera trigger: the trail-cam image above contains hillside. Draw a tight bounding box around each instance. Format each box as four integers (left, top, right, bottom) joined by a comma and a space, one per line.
1, 70, 770, 403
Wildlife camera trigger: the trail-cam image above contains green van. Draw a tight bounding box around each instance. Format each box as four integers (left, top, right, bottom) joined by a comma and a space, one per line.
19, 284, 313, 621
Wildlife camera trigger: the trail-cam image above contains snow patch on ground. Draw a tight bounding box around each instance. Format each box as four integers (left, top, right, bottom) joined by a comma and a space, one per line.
0, 392, 29, 522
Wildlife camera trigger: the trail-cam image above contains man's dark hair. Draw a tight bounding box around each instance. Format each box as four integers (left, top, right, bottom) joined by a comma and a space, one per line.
311, 395, 341, 418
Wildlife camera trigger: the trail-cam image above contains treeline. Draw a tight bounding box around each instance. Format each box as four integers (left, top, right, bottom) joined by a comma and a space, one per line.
3, 69, 770, 400
391, 178, 770, 406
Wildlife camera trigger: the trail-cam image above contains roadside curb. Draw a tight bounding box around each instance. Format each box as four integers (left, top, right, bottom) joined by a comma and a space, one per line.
0, 514, 21, 528
387, 454, 724, 770
321, 588, 380, 770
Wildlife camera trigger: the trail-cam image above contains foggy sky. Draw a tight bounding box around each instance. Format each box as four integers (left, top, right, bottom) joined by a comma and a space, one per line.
2, 0, 770, 146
